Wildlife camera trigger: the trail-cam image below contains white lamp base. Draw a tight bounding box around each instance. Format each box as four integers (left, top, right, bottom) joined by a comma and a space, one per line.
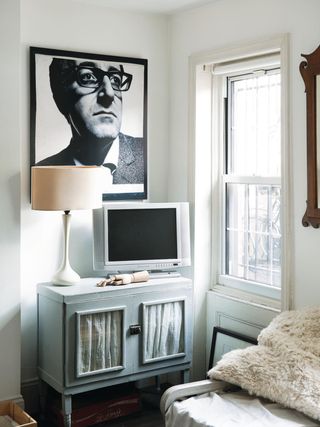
52, 267, 80, 286
52, 212, 80, 286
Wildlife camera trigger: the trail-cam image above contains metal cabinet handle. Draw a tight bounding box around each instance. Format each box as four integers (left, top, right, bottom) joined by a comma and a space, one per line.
129, 324, 142, 335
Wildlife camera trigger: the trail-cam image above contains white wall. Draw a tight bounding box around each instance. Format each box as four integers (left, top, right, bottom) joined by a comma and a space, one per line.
0, 0, 22, 403
168, 0, 320, 378
20, 0, 170, 397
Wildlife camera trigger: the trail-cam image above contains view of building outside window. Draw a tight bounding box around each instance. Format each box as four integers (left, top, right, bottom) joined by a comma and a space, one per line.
225, 70, 281, 288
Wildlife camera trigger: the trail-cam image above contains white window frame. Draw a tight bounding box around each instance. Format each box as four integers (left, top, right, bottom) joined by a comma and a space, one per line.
218, 60, 281, 301
189, 35, 291, 310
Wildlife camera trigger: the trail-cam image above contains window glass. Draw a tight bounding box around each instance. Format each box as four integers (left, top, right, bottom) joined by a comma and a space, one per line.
223, 68, 281, 290
228, 71, 281, 177
226, 183, 281, 287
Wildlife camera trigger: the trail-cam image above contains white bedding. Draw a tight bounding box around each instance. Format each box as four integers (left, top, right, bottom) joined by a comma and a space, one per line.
165, 390, 320, 427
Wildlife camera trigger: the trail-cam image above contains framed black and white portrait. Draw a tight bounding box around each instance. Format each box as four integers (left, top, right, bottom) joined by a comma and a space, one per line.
30, 46, 148, 201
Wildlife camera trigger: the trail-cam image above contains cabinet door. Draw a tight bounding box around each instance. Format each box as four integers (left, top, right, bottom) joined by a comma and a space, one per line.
138, 288, 193, 371
65, 299, 132, 387
142, 298, 185, 363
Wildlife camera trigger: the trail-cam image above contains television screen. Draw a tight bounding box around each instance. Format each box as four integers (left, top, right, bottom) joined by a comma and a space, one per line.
108, 208, 177, 261
93, 202, 191, 272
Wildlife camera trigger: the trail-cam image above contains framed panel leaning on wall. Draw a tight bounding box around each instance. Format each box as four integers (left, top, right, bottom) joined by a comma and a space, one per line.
208, 327, 257, 369
30, 46, 148, 201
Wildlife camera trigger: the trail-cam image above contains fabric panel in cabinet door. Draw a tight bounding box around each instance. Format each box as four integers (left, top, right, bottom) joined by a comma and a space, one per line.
64, 298, 132, 387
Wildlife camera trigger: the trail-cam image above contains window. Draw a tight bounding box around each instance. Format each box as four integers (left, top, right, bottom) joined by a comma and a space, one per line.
214, 55, 283, 301
191, 37, 289, 308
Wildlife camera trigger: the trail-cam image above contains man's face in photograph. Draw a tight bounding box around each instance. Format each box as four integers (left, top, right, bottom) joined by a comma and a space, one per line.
66, 60, 124, 141
50, 58, 134, 142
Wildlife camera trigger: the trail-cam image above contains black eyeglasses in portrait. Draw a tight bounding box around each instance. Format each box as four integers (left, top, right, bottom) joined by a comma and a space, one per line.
75, 65, 133, 92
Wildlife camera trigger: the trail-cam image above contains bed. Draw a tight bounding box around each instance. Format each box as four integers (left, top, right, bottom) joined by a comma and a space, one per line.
160, 379, 320, 426
160, 307, 320, 427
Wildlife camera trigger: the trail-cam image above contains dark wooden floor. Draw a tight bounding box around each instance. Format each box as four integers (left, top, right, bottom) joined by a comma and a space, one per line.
96, 404, 164, 427
35, 403, 164, 427
34, 384, 166, 427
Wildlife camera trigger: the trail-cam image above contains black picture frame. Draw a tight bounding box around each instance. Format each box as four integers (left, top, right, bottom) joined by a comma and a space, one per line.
208, 326, 257, 370
30, 46, 148, 201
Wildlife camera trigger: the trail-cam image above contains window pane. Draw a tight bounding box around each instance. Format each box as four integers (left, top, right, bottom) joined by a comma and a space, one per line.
226, 183, 281, 287
228, 71, 281, 176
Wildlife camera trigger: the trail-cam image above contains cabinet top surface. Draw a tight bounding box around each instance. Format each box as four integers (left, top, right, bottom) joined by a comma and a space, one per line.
37, 276, 192, 302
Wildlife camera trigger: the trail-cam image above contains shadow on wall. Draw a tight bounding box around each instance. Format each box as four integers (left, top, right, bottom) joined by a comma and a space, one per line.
69, 212, 99, 279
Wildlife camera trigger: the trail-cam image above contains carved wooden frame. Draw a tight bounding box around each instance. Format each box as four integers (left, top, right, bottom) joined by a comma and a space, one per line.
300, 45, 320, 227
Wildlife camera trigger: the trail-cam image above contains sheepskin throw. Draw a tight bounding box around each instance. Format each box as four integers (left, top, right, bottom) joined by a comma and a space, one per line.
207, 307, 320, 421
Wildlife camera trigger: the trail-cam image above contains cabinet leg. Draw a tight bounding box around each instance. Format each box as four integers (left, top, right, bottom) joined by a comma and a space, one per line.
61, 395, 72, 427
63, 413, 72, 427
181, 369, 190, 384
155, 375, 161, 391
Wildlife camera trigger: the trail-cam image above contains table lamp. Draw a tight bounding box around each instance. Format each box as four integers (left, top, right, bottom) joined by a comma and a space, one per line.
31, 165, 103, 286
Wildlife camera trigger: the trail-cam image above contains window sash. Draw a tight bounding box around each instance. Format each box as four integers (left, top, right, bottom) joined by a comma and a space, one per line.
224, 183, 281, 288
219, 64, 282, 297
227, 69, 281, 177
223, 175, 280, 185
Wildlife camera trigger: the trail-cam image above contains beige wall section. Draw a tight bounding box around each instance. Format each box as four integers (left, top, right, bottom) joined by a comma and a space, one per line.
0, 0, 22, 403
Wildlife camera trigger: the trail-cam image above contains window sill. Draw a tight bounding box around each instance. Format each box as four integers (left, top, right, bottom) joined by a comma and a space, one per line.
210, 284, 281, 312
218, 274, 281, 300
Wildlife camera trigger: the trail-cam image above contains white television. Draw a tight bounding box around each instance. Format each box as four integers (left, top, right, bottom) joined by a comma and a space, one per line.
93, 202, 191, 273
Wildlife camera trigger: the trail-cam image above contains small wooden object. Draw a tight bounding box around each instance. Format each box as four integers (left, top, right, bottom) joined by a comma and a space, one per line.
0, 401, 37, 426
97, 270, 150, 287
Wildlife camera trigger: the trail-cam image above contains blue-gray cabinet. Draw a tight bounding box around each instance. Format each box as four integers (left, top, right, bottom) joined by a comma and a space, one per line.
37, 277, 193, 426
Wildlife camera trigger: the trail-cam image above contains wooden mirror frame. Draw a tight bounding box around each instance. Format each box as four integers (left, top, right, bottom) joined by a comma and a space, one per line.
300, 45, 320, 227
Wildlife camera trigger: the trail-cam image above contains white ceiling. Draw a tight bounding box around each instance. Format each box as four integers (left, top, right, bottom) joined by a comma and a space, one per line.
72, 0, 217, 14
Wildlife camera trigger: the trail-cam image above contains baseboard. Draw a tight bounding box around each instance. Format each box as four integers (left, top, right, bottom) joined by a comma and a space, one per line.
0, 394, 24, 408
21, 377, 39, 415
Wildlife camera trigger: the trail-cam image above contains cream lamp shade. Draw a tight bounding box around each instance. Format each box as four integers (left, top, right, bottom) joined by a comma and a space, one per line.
31, 166, 104, 286
31, 166, 103, 211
